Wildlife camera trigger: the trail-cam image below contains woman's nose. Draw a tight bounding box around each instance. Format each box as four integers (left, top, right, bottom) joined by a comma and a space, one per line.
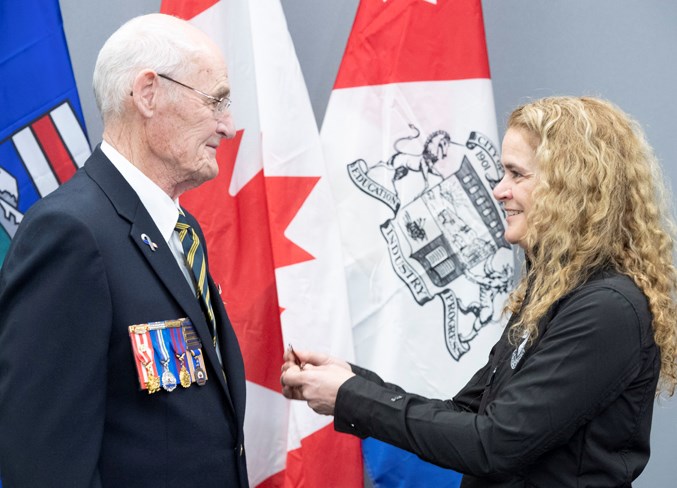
493, 177, 511, 201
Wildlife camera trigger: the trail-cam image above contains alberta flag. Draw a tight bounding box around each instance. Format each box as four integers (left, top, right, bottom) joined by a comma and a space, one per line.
0, 0, 91, 267
159, 1, 363, 486
321, 0, 515, 486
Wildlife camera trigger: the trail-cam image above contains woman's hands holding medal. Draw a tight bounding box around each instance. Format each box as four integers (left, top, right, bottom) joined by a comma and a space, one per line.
280, 346, 355, 416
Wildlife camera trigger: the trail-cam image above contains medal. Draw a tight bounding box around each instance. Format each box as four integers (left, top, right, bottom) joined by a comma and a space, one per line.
161, 365, 178, 392
144, 363, 161, 394
132, 336, 160, 394
170, 326, 192, 388
194, 367, 207, 386
179, 365, 191, 388
191, 349, 208, 386
153, 329, 178, 392
183, 322, 208, 386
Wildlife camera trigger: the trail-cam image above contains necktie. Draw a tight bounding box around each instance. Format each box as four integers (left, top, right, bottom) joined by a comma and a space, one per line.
175, 208, 217, 347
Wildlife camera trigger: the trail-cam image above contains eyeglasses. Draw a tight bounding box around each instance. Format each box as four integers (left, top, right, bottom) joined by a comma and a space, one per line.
158, 73, 231, 116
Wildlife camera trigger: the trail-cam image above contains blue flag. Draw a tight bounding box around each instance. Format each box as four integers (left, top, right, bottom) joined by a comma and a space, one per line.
363, 438, 463, 487
0, 0, 91, 268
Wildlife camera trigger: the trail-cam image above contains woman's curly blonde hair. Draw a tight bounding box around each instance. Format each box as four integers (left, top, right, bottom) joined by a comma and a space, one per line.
505, 96, 677, 396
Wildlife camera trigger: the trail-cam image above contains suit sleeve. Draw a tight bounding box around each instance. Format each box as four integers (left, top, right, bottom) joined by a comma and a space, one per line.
0, 206, 110, 487
333, 286, 646, 476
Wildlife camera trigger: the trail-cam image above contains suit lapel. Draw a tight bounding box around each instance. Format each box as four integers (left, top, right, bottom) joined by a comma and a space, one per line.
209, 276, 245, 419
84, 147, 235, 412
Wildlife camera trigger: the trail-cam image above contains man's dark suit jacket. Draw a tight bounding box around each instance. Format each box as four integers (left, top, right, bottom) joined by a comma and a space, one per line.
0, 147, 249, 487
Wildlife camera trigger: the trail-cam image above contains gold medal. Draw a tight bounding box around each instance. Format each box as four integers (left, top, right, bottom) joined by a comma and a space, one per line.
179, 365, 191, 388
144, 363, 161, 394
176, 353, 191, 388
146, 375, 161, 394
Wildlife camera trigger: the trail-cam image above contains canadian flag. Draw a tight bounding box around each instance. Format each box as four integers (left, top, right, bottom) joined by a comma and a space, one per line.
321, 0, 514, 486
159, 1, 363, 486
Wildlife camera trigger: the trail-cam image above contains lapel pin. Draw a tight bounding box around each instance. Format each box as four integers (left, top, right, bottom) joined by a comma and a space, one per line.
141, 233, 158, 251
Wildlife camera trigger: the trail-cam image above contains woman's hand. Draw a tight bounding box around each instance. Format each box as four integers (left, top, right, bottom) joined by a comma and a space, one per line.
280, 348, 354, 415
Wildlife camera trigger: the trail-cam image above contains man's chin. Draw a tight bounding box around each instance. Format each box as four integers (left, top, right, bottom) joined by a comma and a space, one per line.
206, 161, 219, 180
201, 157, 220, 181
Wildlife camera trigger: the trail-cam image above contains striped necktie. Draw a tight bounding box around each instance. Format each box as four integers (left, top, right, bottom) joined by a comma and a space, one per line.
175, 208, 217, 347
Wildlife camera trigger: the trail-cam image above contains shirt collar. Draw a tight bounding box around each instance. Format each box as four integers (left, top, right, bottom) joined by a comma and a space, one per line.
100, 140, 180, 243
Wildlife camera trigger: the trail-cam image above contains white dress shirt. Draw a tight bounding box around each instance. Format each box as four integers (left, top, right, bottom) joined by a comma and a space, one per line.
101, 141, 223, 363
101, 141, 196, 295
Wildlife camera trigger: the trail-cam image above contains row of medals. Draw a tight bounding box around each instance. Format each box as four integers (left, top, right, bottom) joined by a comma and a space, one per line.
139, 343, 204, 394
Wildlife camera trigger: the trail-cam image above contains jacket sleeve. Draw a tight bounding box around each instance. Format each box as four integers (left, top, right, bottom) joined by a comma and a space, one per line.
336, 351, 495, 438
347, 340, 497, 414
333, 285, 647, 476
0, 206, 110, 487
348, 363, 407, 394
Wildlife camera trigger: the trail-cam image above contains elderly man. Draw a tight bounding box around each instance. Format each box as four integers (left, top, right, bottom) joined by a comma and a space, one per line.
0, 14, 248, 487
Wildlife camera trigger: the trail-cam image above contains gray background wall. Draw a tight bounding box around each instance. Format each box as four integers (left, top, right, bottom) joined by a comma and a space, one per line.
59, 1, 677, 485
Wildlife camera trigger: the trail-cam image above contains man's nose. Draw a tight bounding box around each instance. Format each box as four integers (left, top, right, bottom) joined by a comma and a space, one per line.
216, 112, 236, 139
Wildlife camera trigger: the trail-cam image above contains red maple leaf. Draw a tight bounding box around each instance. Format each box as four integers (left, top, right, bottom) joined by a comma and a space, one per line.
182, 130, 318, 392
160, 0, 219, 23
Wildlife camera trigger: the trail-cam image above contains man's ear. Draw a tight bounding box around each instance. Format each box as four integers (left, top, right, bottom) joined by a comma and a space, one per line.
130, 70, 159, 118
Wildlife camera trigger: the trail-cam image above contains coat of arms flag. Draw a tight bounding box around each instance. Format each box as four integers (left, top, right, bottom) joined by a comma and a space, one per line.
320, 0, 515, 485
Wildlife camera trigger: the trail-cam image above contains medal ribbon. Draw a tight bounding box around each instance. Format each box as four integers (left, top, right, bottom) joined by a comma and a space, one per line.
131, 330, 160, 393
153, 329, 177, 391
170, 325, 191, 388
170, 326, 187, 357
182, 321, 208, 385
152, 329, 171, 366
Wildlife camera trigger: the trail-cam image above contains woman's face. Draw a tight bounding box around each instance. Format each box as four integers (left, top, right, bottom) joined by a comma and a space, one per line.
493, 128, 539, 249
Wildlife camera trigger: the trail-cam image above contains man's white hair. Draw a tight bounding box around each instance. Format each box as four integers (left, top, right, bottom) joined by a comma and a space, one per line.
93, 13, 211, 123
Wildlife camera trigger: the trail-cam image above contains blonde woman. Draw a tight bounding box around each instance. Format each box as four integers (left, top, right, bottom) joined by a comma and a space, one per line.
281, 96, 677, 487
